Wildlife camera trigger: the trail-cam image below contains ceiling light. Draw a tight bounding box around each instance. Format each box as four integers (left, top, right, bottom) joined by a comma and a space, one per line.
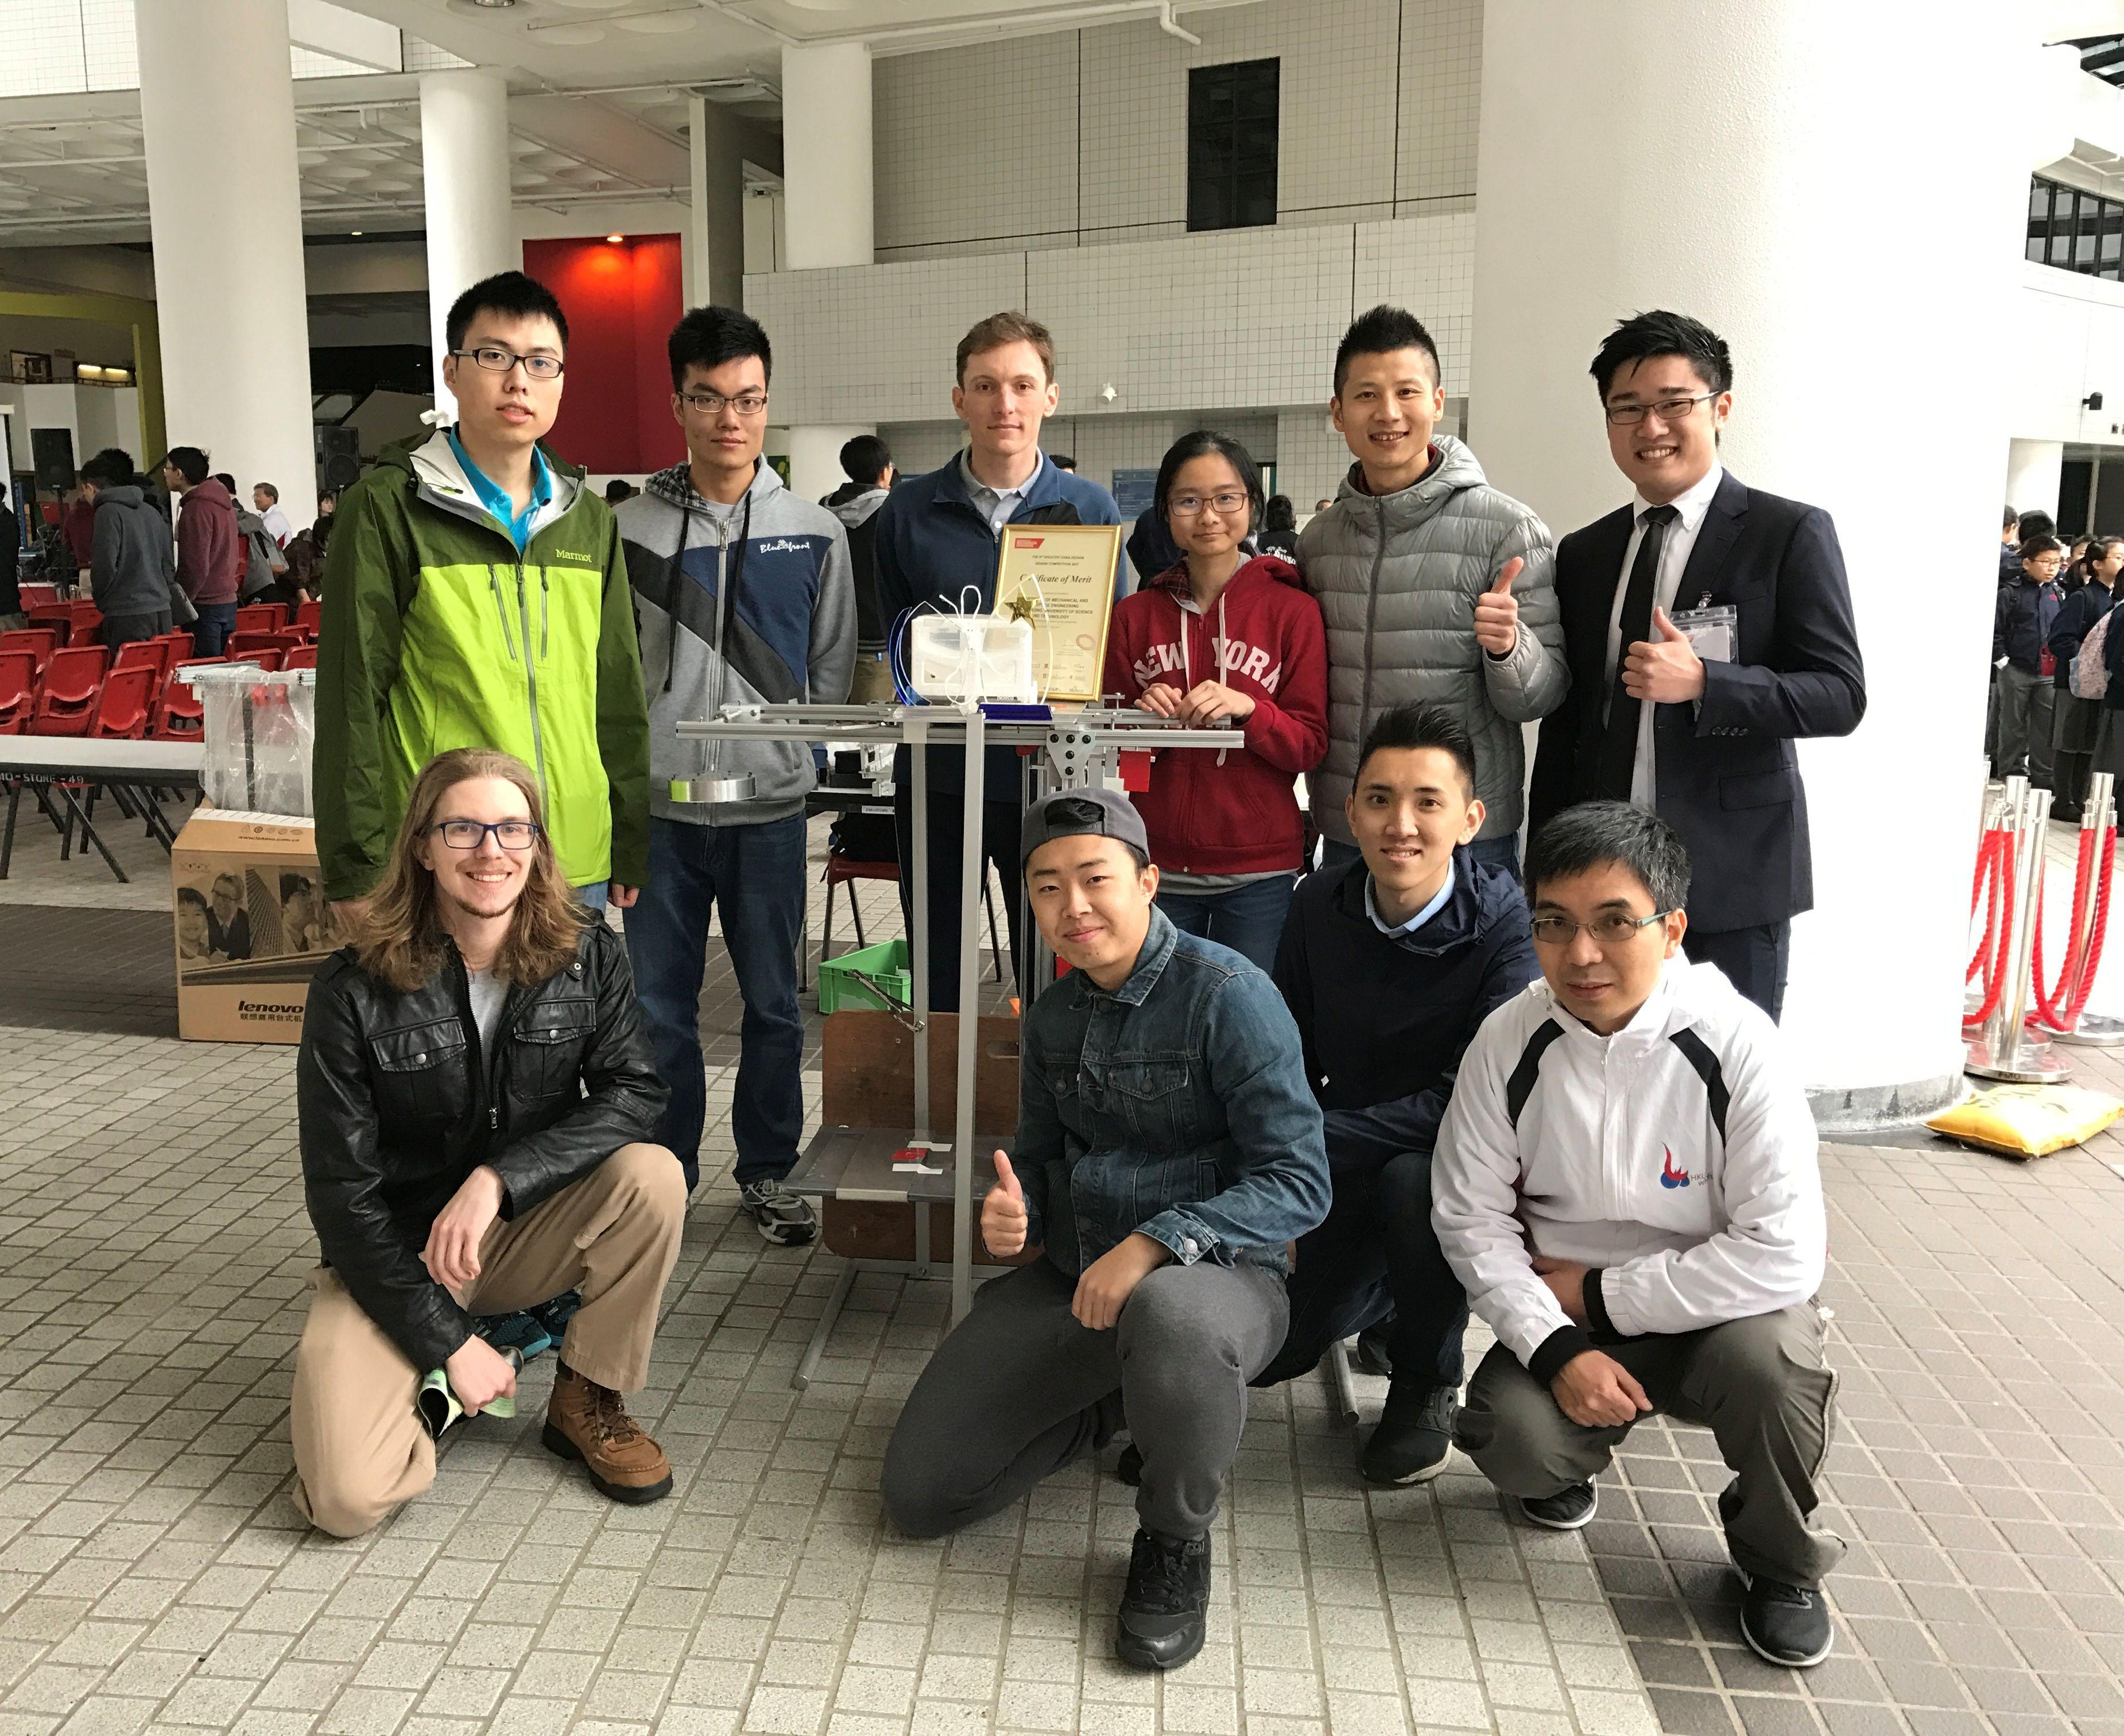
467, 0, 516, 7
350, 229, 363, 236
607, 232, 623, 243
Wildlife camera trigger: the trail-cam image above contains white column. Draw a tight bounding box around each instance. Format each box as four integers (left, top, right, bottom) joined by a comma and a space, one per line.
2006, 438, 2066, 521
135, 0, 316, 522
688, 94, 714, 309
420, 69, 517, 423
1469, 1, 2025, 1121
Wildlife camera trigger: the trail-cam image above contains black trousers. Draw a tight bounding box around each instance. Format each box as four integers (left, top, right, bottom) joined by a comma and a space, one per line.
102, 610, 172, 649
893, 784, 1026, 1011
1683, 920, 1790, 1022
1255, 1146, 1468, 1391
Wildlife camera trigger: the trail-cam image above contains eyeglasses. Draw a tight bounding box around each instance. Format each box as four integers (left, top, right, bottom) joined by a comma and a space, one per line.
679, 390, 769, 418
430, 820, 541, 851
1530, 909, 1676, 947
1169, 491, 1250, 517
451, 346, 564, 381
1603, 392, 1718, 427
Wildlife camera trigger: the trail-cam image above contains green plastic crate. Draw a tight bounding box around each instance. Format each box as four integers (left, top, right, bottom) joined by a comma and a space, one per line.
817, 939, 912, 1014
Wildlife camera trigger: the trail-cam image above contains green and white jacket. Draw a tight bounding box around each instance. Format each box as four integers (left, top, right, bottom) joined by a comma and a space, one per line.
314, 430, 650, 900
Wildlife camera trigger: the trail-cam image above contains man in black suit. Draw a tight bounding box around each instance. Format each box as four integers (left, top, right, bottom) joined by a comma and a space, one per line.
1527, 312, 1865, 1021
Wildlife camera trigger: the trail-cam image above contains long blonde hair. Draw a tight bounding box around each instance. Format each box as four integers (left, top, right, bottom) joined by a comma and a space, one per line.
352, 747, 587, 993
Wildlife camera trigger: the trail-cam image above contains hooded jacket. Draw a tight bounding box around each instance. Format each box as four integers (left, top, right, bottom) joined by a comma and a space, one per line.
618, 459, 855, 828
1433, 959, 1825, 1386
824, 479, 890, 653
88, 483, 178, 620
175, 476, 242, 607
313, 429, 651, 899
1101, 555, 1328, 876
1273, 848, 1538, 1164
1995, 572, 2063, 675
1296, 437, 1568, 846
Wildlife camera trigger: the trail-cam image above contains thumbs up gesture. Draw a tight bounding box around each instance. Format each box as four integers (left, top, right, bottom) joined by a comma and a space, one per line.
1472, 557, 1525, 656
982, 1150, 1028, 1257
1621, 605, 1706, 704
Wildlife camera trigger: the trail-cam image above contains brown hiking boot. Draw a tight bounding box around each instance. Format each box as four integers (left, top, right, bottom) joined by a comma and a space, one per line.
542, 1363, 673, 1504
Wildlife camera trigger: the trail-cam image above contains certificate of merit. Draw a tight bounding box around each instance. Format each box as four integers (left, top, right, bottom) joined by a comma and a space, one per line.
993, 522, 1125, 703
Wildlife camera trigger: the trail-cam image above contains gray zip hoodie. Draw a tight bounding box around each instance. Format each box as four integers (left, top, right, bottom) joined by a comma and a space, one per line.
618, 459, 855, 828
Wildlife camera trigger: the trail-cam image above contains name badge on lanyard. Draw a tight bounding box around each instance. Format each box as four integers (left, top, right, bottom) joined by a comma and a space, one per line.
1668, 603, 1737, 664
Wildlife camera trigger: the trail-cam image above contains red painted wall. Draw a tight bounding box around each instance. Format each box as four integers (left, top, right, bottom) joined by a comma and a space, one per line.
521, 233, 685, 475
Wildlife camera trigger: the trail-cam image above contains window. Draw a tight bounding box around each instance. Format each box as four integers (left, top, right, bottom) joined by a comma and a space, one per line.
2029, 174, 2124, 282
1187, 58, 1278, 232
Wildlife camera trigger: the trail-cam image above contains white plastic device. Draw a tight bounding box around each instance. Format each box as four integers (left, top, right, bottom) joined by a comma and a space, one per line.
907, 614, 1036, 704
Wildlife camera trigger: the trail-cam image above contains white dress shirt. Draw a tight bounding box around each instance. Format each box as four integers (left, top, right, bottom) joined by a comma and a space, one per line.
1603, 462, 1725, 808
960, 451, 1037, 536
1366, 861, 1455, 936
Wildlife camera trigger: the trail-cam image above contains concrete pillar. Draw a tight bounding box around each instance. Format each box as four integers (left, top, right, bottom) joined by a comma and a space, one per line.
135, 0, 316, 521
1468, 1, 2026, 1121
2007, 438, 2065, 522
420, 69, 517, 423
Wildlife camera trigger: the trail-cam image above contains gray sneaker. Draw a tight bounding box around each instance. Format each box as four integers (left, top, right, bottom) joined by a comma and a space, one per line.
738, 1179, 817, 1246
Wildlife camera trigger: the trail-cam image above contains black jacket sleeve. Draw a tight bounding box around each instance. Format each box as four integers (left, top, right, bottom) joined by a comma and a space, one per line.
485, 927, 668, 1220
297, 962, 476, 1374
1693, 506, 1866, 741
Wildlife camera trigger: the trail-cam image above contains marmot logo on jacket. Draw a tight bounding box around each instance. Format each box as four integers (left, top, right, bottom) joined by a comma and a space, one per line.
1132, 636, 1283, 693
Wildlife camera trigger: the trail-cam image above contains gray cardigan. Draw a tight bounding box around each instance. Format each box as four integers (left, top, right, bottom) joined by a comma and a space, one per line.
1297, 436, 1568, 844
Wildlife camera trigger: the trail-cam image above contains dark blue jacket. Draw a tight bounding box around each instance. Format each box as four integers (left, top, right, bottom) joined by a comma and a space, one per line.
2050, 581, 2114, 691
1273, 847, 1538, 1165
874, 451, 1123, 792
1995, 574, 2062, 675
1015, 908, 1328, 1278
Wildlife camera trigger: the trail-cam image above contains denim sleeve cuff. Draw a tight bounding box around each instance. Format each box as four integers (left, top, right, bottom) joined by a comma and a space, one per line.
1583, 1267, 1615, 1338
1527, 1323, 1595, 1386
1135, 1210, 1219, 1267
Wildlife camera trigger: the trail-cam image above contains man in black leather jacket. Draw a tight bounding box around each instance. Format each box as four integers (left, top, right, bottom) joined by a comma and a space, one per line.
291, 747, 686, 1537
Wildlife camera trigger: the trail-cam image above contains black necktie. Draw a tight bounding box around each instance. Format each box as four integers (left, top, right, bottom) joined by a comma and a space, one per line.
1595, 504, 1679, 801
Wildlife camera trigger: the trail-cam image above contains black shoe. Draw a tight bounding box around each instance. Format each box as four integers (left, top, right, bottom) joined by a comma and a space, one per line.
1520, 1481, 1598, 1529
1361, 1383, 1458, 1485
1352, 1319, 1394, 1378
1115, 1440, 1143, 1486
1740, 1575, 1834, 1667
1115, 1528, 1211, 1671
2054, 805, 2084, 824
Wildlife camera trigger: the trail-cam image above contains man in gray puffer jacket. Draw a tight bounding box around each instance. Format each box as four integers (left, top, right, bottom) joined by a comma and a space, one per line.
1300, 308, 1568, 868
80, 447, 179, 648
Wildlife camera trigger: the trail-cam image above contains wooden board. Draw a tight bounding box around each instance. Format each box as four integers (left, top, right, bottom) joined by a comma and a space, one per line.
820, 1198, 1037, 1267
821, 1009, 1021, 1135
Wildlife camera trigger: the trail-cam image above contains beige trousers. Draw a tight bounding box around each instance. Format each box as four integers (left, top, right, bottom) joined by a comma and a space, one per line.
290, 1142, 686, 1538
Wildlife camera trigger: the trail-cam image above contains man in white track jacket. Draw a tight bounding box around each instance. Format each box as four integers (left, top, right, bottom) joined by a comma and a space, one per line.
1433, 800, 1842, 1670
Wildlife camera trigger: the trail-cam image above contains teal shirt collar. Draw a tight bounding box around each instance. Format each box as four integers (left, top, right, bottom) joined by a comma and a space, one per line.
448, 428, 552, 551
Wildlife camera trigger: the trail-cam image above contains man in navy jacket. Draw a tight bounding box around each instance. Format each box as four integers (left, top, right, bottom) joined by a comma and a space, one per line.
873, 311, 1124, 1008
1528, 312, 1865, 1022
1261, 703, 1538, 1486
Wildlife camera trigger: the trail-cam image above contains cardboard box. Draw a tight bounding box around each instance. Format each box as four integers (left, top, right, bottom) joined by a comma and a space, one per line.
173, 809, 340, 1043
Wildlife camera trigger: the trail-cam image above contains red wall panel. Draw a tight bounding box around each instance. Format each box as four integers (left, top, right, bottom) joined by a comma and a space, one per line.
521, 233, 685, 476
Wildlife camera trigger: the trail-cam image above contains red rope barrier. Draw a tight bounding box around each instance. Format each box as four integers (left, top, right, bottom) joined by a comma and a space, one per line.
1968, 830, 2005, 983
2033, 823, 2118, 1032
2030, 826, 2095, 1025
1965, 835, 2016, 1026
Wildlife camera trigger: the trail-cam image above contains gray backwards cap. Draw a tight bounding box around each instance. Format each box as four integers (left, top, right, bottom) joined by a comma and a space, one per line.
1020, 786, 1149, 867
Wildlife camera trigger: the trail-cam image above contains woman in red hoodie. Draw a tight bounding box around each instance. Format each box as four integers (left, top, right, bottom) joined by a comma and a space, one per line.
1102, 431, 1329, 970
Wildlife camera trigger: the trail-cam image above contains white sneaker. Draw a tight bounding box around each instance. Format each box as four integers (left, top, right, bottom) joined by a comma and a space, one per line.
738, 1179, 817, 1246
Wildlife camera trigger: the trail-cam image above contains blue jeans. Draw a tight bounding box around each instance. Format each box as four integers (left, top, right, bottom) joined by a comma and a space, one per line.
193, 601, 237, 658
575, 882, 608, 913
623, 813, 807, 1191
1319, 832, 1521, 875
1154, 875, 1296, 972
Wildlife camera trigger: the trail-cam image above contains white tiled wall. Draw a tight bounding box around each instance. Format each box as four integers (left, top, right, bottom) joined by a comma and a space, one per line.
872, 0, 1480, 258
875, 410, 1280, 499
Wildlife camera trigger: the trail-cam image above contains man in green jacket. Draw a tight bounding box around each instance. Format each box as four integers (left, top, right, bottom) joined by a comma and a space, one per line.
316, 270, 650, 919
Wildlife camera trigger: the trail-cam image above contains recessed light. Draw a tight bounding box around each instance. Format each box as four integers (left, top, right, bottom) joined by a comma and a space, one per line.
607, 232, 623, 243
468, 0, 516, 8
350, 229, 363, 236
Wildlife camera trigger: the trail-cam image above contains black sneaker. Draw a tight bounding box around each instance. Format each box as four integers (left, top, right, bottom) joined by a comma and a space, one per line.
1352, 1319, 1394, 1378
1115, 1528, 1211, 1671
738, 1179, 818, 1246
1361, 1384, 1458, 1485
1740, 1575, 1834, 1667
1520, 1481, 1598, 1529
1115, 1441, 1143, 1486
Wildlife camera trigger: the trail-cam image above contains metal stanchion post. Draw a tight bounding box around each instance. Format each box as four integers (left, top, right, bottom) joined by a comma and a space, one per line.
1967, 782, 2071, 1082
952, 708, 985, 1325
2055, 770, 2124, 1045
908, 715, 931, 1138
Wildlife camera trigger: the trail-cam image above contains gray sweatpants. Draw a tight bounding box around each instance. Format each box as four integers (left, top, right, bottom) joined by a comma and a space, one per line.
882, 1254, 1288, 1541
1455, 1303, 1844, 1588
1995, 662, 2055, 784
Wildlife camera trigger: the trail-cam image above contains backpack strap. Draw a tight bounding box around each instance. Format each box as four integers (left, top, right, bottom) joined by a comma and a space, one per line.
1666, 1027, 1730, 1143
1505, 1019, 1564, 1130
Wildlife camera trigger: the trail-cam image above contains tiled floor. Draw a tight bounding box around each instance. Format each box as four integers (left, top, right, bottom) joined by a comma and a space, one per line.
0, 815, 1657, 1736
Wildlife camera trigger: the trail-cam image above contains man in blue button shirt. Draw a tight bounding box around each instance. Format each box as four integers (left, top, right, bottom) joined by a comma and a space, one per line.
882, 787, 1326, 1673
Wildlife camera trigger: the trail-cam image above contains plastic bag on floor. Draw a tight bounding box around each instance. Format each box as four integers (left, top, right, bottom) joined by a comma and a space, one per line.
1926, 1084, 2123, 1157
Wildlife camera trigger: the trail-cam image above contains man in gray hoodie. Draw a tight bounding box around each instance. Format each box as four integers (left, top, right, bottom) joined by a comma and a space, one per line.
617, 306, 855, 1236
822, 434, 894, 702
1300, 307, 1569, 871
80, 447, 178, 648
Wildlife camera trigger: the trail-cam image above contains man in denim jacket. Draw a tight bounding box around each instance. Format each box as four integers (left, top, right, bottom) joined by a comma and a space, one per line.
883, 787, 1328, 1673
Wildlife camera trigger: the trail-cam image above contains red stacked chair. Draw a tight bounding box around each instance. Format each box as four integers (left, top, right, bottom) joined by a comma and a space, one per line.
113, 640, 172, 684
152, 669, 210, 739
87, 665, 157, 740
157, 630, 195, 661
282, 644, 317, 671
225, 630, 282, 661
29, 645, 108, 735
17, 584, 60, 610
0, 649, 35, 734
235, 603, 284, 635
67, 600, 103, 641
24, 603, 72, 647
0, 627, 57, 680
294, 599, 322, 637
